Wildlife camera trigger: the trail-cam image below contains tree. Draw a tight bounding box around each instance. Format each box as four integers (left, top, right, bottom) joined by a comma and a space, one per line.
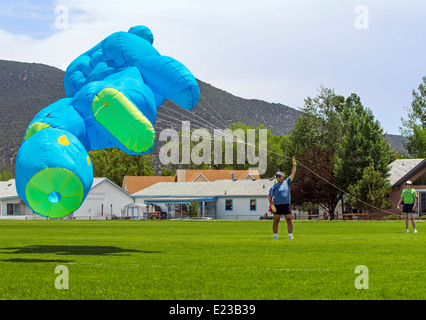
167, 122, 285, 178
188, 202, 200, 217
334, 103, 391, 193
284, 88, 359, 217
389, 147, 409, 163
403, 125, 426, 158
400, 76, 426, 157
283, 89, 366, 175
263, 130, 287, 178
159, 166, 175, 176
291, 145, 341, 219
89, 147, 155, 186
285, 87, 393, 218
218, 122, 288, 178
285, 87, 346, 159
346, 164, 393, 215
0, 170, 14, 181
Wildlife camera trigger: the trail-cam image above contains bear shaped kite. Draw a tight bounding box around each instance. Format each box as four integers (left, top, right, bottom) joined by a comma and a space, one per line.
15, 25, 200, 218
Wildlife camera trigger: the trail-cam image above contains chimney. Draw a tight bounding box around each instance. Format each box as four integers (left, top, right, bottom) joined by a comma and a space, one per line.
176, 169, 186, 182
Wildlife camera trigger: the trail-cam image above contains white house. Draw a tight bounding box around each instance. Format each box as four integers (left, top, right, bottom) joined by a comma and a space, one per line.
0, 178, 134, 220
132, 179, 276, 220
74, 178, 134, 219
0, 180, 28, 218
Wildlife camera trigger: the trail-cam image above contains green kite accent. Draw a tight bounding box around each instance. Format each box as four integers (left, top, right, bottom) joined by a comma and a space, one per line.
92, 88, 155, 153
25, 167, 84, 219
24, 122, 52, 141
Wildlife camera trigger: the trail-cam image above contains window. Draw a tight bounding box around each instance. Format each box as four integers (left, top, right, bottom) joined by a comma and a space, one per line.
414, 173, 426, 185
7, 203, 20, 216
250, 199, 256, 211
225, 199, 233, 211
203, 201, 217, 219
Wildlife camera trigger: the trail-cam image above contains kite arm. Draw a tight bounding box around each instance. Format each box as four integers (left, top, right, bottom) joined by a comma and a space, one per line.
138, 56, 200, 110
64, 41, 103, 97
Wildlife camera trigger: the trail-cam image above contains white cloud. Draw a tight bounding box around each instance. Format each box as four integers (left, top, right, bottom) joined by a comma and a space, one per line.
1, 0, 426, 134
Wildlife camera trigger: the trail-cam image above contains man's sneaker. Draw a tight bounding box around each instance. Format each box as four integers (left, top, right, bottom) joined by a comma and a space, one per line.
414, 229, 418, 233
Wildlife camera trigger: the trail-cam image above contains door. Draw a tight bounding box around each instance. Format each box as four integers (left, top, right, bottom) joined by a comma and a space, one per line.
418, 191, 426, 213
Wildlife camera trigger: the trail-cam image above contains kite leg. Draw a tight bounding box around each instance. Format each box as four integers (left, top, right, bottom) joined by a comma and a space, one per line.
72, 68, 158, 156
15, 127, 93, 219
89, 86, 156, 155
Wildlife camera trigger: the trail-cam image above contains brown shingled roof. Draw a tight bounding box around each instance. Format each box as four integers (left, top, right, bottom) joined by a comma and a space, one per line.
179, 170, 260, 182
122, 176, 175, 194
123, 170, 260, 194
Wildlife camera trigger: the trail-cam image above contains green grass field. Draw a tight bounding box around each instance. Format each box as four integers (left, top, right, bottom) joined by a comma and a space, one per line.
0, 219, 424, 300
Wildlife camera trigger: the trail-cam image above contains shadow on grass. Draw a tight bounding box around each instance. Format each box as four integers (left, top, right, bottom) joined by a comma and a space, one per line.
1, 258, 72, 263
0, 245, 163, 263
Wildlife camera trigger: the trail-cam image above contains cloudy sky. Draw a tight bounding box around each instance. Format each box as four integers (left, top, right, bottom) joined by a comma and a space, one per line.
0, 0, 425, 135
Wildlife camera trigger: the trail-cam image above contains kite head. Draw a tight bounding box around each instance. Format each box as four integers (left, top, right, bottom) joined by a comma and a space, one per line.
128, 25, 154, 44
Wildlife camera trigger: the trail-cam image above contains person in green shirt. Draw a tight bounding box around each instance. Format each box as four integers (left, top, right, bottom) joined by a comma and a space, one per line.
396, 180, 418, 233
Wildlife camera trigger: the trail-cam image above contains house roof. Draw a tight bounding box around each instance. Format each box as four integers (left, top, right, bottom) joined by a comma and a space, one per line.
92, 177, 131, 196
122, 176, 175, 194
182, 170, 260, 182
0, 177, 130, 200
132, 179, 275, 198
122, 170, 261, 194
389, 159, 426, 189
0, 180, 18, 199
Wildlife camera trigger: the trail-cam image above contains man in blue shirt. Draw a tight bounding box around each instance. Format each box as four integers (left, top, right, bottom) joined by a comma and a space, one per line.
269, 156, 297, 239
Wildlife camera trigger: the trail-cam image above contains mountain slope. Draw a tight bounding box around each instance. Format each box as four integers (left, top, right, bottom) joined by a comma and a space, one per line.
154, 80, 301, 141
0, 60, 407, 172
0, 60, 66, 171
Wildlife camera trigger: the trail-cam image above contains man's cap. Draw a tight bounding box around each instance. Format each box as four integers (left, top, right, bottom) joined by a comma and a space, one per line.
275, 172, 284, 177
406, 180, 413, 185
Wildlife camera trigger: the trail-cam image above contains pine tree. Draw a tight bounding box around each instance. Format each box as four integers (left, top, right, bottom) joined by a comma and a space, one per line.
334, 103, 391, 192
400, 76, 426, 157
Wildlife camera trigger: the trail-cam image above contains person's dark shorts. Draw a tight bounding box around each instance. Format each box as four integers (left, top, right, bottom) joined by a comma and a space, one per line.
273, 203, 291, 216
402, 203, 414, 213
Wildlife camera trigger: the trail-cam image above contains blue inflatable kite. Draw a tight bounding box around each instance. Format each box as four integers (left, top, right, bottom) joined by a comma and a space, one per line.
15, 25, 200, 218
